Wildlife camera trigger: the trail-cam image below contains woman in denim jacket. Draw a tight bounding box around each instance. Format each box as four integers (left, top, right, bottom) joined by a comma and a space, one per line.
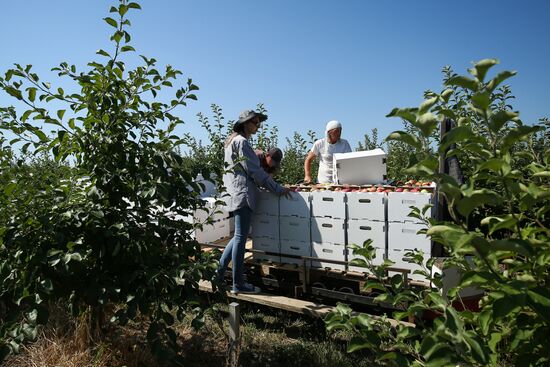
218, 109, 291, 294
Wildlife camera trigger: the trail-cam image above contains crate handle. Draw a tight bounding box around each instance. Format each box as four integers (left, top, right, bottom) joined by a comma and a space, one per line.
260, 220, 269, 224
359, 226, 372, 230
322, 249, 333, 253
322, 197, 334, 202
290, 246, 300, 250
322, 223, 333, 228
289, 222, 299, 227
358, 199, 371, 203
402, 229, 416, 234
402, 200, 416, 204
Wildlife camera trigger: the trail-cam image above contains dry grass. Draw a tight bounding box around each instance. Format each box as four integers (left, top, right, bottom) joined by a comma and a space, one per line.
3, 305, 159, 367
3, 302, 372, 367
4, 329, 111, 367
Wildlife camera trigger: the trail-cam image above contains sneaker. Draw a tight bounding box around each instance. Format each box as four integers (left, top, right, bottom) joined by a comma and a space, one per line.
231, 282, 261, 295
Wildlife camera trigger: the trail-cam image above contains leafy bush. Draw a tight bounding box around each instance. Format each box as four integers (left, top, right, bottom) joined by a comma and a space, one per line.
326, 59, 550, 366
0, 1, 218, 363
277, 130, 318, 185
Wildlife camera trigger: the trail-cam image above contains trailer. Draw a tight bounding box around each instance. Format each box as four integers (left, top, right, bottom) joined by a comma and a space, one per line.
195, 144, 482, 314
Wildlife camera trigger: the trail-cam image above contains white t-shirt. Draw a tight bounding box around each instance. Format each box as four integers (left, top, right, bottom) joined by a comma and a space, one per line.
310, 138, 352, 183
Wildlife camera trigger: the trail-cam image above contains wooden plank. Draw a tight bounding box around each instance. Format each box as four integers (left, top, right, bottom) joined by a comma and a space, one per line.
198, 280, 414, 328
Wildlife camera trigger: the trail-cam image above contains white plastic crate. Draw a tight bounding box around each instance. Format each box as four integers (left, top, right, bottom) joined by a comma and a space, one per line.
195, 218, 230, 244
311, 217, 346, 246
311, 242, 346, 271
280, 240, 311, 266
387, 222, 430, 253
347, 219, 386, 249
255, 190, 279, 217
279, 191, 310, 218
333, 148, 387, 185
346, 191, 386, 221
251, 214, 279, 239
387, 192, 433, 223
310, 191, 346, 219
252, 236, 280, 263
387, 221, 431, 282
279, 216, 310, 243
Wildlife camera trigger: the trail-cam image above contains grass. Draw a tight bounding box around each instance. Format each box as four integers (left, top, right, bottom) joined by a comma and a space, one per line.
3, 301, 375, 367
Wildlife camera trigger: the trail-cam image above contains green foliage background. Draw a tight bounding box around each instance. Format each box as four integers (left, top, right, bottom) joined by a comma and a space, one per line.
326, 59, 550, 367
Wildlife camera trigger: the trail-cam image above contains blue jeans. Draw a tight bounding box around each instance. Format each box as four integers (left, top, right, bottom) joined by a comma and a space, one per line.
218, 206, 253, 289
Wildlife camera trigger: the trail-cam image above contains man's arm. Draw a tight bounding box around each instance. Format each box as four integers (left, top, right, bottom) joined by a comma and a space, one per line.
303, 151, 316, 183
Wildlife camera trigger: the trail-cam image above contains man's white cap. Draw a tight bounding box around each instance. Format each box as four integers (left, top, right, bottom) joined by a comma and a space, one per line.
325, 120, 342, 132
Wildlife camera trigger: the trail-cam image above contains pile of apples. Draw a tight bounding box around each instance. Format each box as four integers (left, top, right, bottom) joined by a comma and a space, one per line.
288, 180, 433, 194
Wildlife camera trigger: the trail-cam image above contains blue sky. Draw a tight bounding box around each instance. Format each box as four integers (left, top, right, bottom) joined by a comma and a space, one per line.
1, 0, 549, 150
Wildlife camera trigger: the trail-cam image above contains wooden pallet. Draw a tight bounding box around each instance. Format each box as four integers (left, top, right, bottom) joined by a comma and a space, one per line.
198, 280, 414, 328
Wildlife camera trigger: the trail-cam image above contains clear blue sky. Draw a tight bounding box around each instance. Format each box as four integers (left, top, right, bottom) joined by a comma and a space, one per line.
1, 0, 549, 150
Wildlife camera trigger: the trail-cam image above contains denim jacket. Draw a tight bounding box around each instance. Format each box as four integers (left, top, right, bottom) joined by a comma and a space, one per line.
223, 134, 285, 213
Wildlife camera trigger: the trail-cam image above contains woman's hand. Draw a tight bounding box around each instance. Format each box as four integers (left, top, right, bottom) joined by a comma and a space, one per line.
280, 187, 293, 199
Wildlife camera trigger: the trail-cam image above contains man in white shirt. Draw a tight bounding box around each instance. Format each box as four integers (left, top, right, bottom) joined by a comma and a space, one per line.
304, 120, 352, 184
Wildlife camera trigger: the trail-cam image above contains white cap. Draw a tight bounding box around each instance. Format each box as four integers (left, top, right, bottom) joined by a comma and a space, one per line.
325, 120, 342, 133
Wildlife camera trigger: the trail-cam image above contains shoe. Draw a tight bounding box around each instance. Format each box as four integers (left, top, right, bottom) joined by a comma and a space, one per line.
231, 282, 261, 295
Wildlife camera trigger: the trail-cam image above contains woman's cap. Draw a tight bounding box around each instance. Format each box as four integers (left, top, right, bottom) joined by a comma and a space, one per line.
233, 109, 268, 132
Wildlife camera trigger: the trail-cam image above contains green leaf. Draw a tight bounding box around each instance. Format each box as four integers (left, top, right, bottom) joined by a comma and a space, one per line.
396, 326, 420, 339
478, 309, 492, 336
471, 92, 491, 111
493, 295, 522, 318
385, 131, 422, 150
440, 88, 454, 103
348, 336, 371, 352
33, 129, 48, 142
439, 125, 474, 152
480, 215, 517, 235
445, 75, 479, 91
477, 158, 505, 173
468, 58, 499, 83
527, 287, 550, 322
490, 239, 533, 256
91, 210, 104, 219
419, 97, 438, 114
460, 271, 498, 287
501, 125, 542, 150
415, 112, 438, 137
5, 86, 23, 100
118, 4, 128, 16
120, 45, 135, 52
27, 87, 37, 102
486, 70, 517, 92
104, 17, 118, 28
96, 49, 111, 58
463, 332, 489, 364
386, 107, 417, 124
456, 189, 502, 218
57, 109, 65, 120
128, 2, 142, 9
488, 110, 518, 132
427, 293, 448, 310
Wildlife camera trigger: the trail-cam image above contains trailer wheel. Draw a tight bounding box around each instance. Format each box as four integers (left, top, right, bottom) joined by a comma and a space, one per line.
339, 286, 355, 294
